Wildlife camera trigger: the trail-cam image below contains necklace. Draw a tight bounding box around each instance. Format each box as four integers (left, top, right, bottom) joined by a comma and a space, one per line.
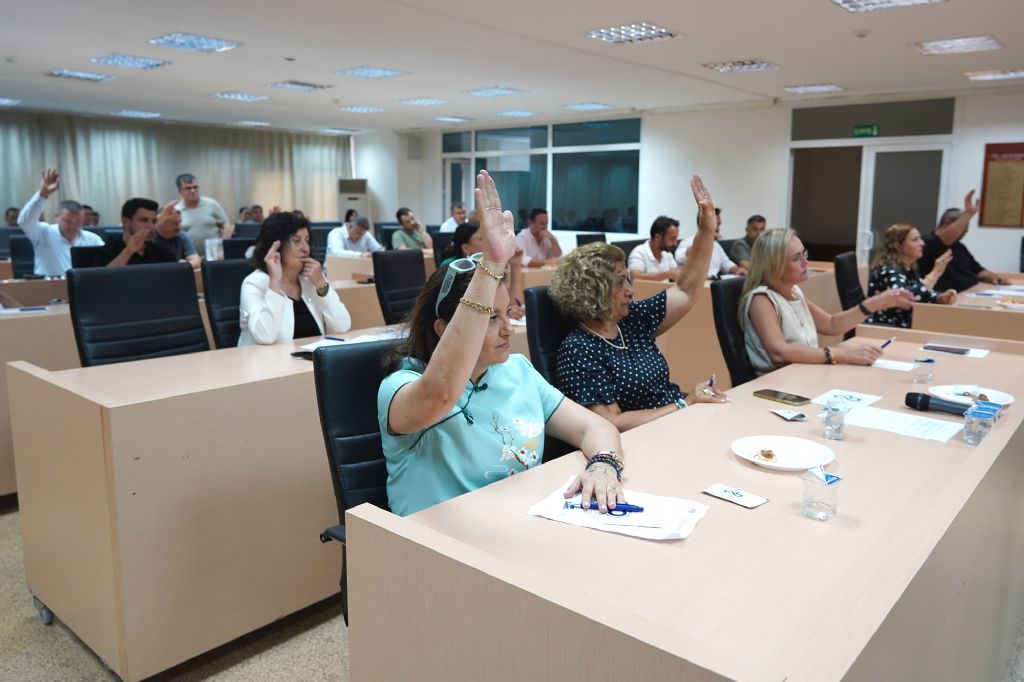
578, 322, 628, 350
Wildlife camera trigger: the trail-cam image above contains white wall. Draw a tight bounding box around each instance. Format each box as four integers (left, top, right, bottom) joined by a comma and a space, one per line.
351, 130, 400, 224
397, 132, 443, 225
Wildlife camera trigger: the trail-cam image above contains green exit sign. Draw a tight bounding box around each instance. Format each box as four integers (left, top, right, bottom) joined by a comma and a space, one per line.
853, 124, 880, 138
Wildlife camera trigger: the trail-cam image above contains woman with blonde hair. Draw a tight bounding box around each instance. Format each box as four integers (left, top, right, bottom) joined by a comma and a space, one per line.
867, 223, 956, 328
739, 228, 913, 375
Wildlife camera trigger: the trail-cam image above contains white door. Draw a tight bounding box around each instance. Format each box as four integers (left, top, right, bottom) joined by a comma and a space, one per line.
443, 158, 473, 218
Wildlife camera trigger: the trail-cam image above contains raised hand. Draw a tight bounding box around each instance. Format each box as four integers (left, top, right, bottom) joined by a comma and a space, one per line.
964, 189, 980, 216
690, 174, 716, 233
932, 249, 953, 276
475, 170, 516, 268
265, 240, 283, 290
39, 168, 60, 198
125, 228, 151, 255
155, 201, 181, 233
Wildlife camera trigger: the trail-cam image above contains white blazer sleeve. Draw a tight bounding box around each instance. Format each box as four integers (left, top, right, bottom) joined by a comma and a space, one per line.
307, 282, 352, 335
240, 272, 289, 345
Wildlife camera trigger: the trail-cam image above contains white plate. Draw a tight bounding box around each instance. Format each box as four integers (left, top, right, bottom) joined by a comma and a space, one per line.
929, 385, 1015, 406
997, 302, 1024, 312
730, 435, 836, 472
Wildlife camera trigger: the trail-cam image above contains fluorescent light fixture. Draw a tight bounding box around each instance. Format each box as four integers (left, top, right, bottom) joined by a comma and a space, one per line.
91, 53, 171, 70
337, 105, 384, 113
211, 91, 268, 102
914, 36, 1003, 55
400, 98, 447, 106
784, 83, 845, 94
564, 102, 612, 111
0, 98, 21, 106
112, 110, 162, 119
702, 59, 780, 73
434, 116, 470, 123
496, 110, 537, 118
832, 0, 946, 12
265, 80, 332, 92
148, 32, 240, 53
466, 86, 523, 97
50, 69, 114, 82
585, 22, 676, 44
337, 66, 408, 80
964, 69, 1024, 81
321, 128, 355, 135
235, 120, 271, 127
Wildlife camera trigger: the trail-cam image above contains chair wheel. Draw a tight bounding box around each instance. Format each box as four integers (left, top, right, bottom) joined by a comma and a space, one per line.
32, 596, 54, 625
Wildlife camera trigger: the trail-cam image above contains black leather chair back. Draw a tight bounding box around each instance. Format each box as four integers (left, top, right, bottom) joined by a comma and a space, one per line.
372, 250, 427, 324
201, 260, 255, 349
576, 233, 606, 247
67, 262, 209, 366
611, 239, 645, 259
310, 226, 332, 264
0, 227, 24, 261
524, 286, 576, 386
233, 222, 262, 240
71, 246, 109, 268
313, 340, 393, 522
223, 238, 255, 260
378, 226, 399, 251
431, 232, 455, 268
10, 235, 34, 278
719, 238, 737, 256
710, 277, 757, 387
834, 251, 864, 340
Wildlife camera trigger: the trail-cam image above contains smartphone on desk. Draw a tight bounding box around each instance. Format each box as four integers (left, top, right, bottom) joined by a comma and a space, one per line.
922, 344, 969, 355
753, 389, 811, 406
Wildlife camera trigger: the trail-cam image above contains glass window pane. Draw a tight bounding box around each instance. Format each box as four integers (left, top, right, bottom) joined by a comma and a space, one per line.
475, 155, 546, 231
552, 150, 639, 232
443, 131, 471, 153
475, 126, 547, 152
553, 119, 641, 147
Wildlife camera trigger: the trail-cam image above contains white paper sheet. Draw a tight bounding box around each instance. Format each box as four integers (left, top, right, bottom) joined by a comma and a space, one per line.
509, 317, 526, 327
299, 331, 407, 351
919, 345, 990, 358
812, 388, 882, 407
873, 359, 914, 372
528, 476, 709, 541
844, 405, 962, 443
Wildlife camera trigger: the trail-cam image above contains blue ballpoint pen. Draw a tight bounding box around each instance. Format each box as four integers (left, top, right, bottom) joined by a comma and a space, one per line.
880, 336, 896, 349
325, 336, 346, 342
564, 501, 644, 513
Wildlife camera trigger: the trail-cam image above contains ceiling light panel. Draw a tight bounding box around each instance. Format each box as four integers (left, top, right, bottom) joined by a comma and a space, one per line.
211, 91, 268, 102
91, 53, 172, 70
337, 66, 408, 80
784, 83, 845, 94
496, 110, 537, 118
265, 80, 332, 92
112, 110, 161, 118
466, 87, 524, 97
832, 0, 946, 12
235, 120, 270, 127
702, 59, 780, 73
148, 32, 240, 53
0, 98, 22, 106
50, 69, 114, 82
564, 102, 612, 111
400, 98, 447, 106
321, 128, 355, 134
337, 105, 384, 113
585, 22, 676, 44
914, 36, 1003, 55
434, 116, 470, 123
964, 69, 1024, 81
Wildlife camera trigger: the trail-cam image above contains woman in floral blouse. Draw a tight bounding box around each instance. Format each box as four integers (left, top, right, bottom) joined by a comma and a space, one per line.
868, 223, 958, 328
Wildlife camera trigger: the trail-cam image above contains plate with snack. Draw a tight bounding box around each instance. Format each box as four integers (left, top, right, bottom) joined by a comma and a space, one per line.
929, 385, 1015, 406
730, 435, 836, 471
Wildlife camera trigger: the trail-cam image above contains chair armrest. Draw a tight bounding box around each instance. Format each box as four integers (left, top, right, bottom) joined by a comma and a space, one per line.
320, 524, 346, 544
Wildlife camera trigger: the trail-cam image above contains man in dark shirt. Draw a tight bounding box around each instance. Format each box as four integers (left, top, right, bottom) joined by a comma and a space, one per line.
150, 201, 201, 268
918, 190, 1009, 292
102, 198, 178, 267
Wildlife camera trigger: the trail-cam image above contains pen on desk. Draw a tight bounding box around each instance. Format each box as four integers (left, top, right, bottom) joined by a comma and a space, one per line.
514, 297, 523, 307
325, 336, 346, 342
880, 336, 896, 349
564, 501, 644, 513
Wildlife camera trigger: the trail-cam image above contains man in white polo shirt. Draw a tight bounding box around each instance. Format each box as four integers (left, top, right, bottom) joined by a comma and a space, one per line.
438, 201, 467, 233
627, 215, 681, 281
17, 167, 104, 276
515, 208, 562, 267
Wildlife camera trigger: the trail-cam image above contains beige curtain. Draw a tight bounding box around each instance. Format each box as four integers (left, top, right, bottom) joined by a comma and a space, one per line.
0, 110, 350, 225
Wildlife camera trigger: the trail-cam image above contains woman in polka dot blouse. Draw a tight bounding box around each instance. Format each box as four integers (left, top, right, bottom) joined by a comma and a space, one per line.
868, 223, 957, 329
549, 175, 729, 433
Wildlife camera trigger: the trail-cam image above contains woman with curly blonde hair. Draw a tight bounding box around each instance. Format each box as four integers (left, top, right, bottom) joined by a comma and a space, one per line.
549, 175, 728, 433
867, 223, 957, 328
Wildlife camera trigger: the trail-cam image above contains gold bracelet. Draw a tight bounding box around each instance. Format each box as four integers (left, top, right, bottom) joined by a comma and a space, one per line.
477, 260, 504, 281
459, 297, 495, 315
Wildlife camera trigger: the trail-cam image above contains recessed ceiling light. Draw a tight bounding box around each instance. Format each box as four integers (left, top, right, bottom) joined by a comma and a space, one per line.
564, 102, 612, 111
91, 53, 172, 70
914, 36, 1003, 55
702, 59, 780, 73
434, 116, 471, 123
585, 22, 677, 44
49, 69, 114, 82
211, 91, 268, 102
400, 98, 447, 106
337, 66, 408, 80
112, 110, 162, 119
337, 105, 384, 113
496, 110, 537, 118
0, 98, 22, 106
235, 120, 271, 127
784, 83, 845, 94
321, 128, 355, 135
466, 86, 524, 97
832, 0, 946, 12
148, 32, 240, 53
964, 69, 1024, 81
265, 80, 332, 92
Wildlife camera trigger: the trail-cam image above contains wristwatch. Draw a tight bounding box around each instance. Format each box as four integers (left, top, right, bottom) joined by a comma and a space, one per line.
315, 282, 330, 297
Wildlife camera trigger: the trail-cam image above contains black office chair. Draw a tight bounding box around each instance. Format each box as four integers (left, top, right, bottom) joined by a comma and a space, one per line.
710, 277, 757, 387
0, 227, 24, 261
310, 226, 332, 264
71, 246, 109, 268
10, 235, 35, 278
232, 222, 262, 240
576, 234, 607, 247
67, 262, 210, 366
201, 260, 255, 349
372, 250, 427, 324
426, 224, 441, 234
524, 286, 577, 461
431, 232, 455, 268
223, 238, 255, 260
1019, 237, 1023, 272
719, 238, 737, 256
313, 340, 394, 625
611, 239, 644, 259
834, 251, 865, 340
96, 228, 123, 247
377, 226, 399, 251
310, 221, 341, 228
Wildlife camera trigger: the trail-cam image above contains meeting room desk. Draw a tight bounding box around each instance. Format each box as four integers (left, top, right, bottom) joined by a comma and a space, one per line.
521, 265, 556, 290
325, 251, 436, 283
912, 280, 1024, 342
347, 329, 1024, 682
0, 259, 11, 280
0, 277, 68, 306
331, 279, 385, 329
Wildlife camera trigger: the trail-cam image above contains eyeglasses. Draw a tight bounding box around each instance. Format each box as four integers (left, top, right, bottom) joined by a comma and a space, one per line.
286, 235, 310, 247
435, 252, 482, 316
789, 249, 809, 264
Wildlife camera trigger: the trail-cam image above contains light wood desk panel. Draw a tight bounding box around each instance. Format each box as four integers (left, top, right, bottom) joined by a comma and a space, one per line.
0, 259, 11, 280
0, 277, 68, 306
326, 251, 435, 283
348, 335, 1024, 681
912, 279, 1024, 341
521, 266, 556, 290
332, 280, 385, 329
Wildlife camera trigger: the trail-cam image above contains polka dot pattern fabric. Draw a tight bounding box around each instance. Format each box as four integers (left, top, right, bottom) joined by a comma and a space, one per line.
867, 265, 939, 328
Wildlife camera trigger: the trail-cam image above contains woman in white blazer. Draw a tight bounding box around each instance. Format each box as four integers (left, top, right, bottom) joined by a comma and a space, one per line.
238, 212, 351, 346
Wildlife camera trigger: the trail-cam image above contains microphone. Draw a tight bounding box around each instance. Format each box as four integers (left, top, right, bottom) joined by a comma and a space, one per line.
905, 392, 968, 417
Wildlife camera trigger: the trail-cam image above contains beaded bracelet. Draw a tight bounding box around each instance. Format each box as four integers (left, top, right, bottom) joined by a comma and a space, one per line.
586, 455, 622, 481
823, 346, 835, 365
593, 449, 624, 472
459, 297, 495, 315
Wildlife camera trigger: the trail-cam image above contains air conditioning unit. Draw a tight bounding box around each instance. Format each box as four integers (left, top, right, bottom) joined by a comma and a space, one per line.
338, 178, 368, 222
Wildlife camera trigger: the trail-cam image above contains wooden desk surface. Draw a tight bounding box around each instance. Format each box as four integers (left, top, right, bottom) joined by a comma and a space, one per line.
348, 333, 1024, 681
912, 281, 1024, 342
0, 259, 11, 280
326, 251, 436, 283
0, 277, 68, 306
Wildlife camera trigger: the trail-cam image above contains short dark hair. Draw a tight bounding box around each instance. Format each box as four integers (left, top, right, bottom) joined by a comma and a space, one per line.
175, 173, 197, 189
528, 208, 547, 222
251, 212, 310, 272
650, 215, 679, 239
5, 207, 18, 215
695, 207, 721, 226
121, 198, 159, 220
250, 204, 263, 212
747, 214, 766, 226
353, 216, 371, 229
450, 201, 465, 212
396, 207, 412, 223
82, 204, 93, 211
445, 222, 480, 260
57, 200, 83, 214
938, 208, 961, 227
344, 209, 358, 222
